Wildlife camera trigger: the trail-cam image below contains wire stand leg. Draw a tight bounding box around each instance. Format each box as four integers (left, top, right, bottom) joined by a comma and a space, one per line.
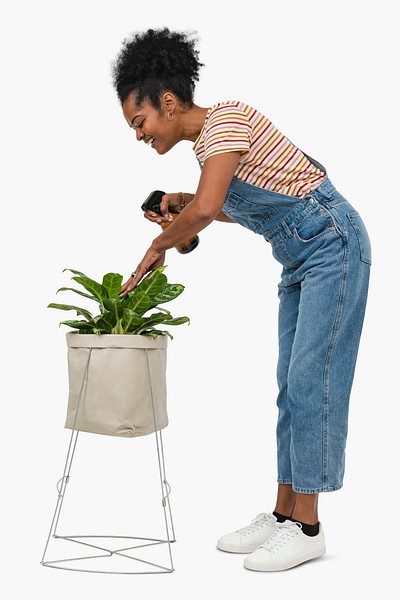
145, 350, 175, 572
40, 429, 79, 564
41, 349, 92, 565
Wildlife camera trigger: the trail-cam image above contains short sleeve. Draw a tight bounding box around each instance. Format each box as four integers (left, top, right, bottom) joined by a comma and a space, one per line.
203, 104, 252, 161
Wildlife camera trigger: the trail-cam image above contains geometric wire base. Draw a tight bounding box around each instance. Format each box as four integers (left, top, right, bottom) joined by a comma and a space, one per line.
41, 348, 175, 575
41, 535, 175, 574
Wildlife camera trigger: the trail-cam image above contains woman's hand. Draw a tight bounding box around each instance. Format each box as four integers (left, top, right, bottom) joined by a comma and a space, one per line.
119, 246, 166, 297
144, 192, 189, 224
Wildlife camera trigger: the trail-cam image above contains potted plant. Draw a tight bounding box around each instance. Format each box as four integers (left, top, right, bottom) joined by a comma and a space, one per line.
48, 266, 189, 438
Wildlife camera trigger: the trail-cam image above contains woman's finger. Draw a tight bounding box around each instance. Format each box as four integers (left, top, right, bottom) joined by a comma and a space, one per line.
144, 210, 162, 223
119, 271, 142, 297
159, 194, 173, 219
144, 209, 172, 224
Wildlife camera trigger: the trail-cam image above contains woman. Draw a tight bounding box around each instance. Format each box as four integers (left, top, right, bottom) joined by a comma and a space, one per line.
113, 28, 371, 571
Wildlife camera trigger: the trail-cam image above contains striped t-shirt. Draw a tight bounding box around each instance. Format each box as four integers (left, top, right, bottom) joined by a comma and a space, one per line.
193, 101, 325, 198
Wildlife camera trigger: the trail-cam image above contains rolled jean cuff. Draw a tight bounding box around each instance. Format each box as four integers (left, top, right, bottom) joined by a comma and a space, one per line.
277, 479, 343, 494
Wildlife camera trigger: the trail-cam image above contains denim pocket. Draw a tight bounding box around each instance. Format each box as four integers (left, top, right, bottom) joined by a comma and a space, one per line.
346, 211, 372, 265
293, 205, 339, 243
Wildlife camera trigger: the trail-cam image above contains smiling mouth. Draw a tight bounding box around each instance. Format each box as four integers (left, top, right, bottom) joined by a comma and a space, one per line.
145, 137, 156, 146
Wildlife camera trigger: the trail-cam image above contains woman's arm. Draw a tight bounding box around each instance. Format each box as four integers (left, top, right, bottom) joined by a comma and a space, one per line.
120, 151, 241, 295
151, 151, 240, 250
145, 188, 235, 225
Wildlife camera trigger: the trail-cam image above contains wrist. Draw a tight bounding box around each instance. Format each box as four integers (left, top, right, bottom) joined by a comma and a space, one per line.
151, 237, 165, 253
179, 192, 194, 209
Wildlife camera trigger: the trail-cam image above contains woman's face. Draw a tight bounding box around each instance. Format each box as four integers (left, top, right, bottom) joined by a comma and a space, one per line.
122, 93, 180, 155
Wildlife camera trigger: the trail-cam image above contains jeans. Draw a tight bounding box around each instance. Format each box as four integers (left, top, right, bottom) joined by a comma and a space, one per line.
223, 176, 371, 493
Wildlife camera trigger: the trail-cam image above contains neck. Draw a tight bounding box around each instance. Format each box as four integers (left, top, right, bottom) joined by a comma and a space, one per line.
179, 104, 209, 142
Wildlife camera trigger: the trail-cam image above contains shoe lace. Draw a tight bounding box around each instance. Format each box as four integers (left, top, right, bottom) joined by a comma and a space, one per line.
261, 521, 301, 552
237, 513, 276, 536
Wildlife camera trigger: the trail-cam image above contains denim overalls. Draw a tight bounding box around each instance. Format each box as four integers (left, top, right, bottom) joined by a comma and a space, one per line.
222, 170, 371, 493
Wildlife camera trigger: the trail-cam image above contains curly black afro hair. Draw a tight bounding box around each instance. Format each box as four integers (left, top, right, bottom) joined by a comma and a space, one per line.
111, 28, 204, 108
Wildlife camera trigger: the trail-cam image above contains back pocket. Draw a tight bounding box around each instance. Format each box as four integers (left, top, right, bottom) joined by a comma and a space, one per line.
347, 211, 372, 265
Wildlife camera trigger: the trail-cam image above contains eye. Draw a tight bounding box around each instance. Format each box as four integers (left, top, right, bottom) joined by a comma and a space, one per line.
132, 118, 145, 130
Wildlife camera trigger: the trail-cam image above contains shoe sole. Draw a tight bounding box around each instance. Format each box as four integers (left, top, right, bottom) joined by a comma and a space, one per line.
244, 548, 326, 571
217, 542, 259, 554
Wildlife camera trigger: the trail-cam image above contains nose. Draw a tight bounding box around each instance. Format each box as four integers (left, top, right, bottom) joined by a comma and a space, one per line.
136, 129, 144, 141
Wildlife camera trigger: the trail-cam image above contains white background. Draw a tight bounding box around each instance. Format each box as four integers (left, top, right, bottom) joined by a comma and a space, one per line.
1, 0, 398, 597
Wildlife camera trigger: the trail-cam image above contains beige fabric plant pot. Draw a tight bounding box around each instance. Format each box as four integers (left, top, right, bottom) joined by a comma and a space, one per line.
65, 332, 168, 438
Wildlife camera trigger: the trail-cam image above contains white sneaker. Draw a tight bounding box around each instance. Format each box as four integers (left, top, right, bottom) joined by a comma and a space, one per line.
217, 513, 279, 553
244, 520, 326, 571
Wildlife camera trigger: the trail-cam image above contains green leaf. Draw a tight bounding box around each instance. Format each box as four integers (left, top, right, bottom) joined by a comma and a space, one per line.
56, 287, 96, 301
136, 267, 168, 299
164, 316, 190, 326
48, 303, 93, 321
121, 309, 146, 334
153, 307, 171, 315
93, 312, 117, 333
103, 297, 116, 311
132, 311, 174, 334
141, 329, 173, 340
138, 315, 189, 337
113, 299, 125, 332
59, 319, 95, 331
152, 283, 185, 306
102, 273, 123, 299
95, 299, 125, 333
102, 297, 126, 324
63, 268, 89, 278
124, 289, 152, 316
72, 276, 107, 304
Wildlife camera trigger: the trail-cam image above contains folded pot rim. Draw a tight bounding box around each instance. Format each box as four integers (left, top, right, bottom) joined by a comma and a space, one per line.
66, 331, 168, 349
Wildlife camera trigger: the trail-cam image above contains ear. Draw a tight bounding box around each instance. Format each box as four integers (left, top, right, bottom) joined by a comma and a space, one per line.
162, 92, 177, 114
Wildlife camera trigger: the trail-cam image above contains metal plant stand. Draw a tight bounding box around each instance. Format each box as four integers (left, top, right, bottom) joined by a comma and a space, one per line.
41, 348, 175, 574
